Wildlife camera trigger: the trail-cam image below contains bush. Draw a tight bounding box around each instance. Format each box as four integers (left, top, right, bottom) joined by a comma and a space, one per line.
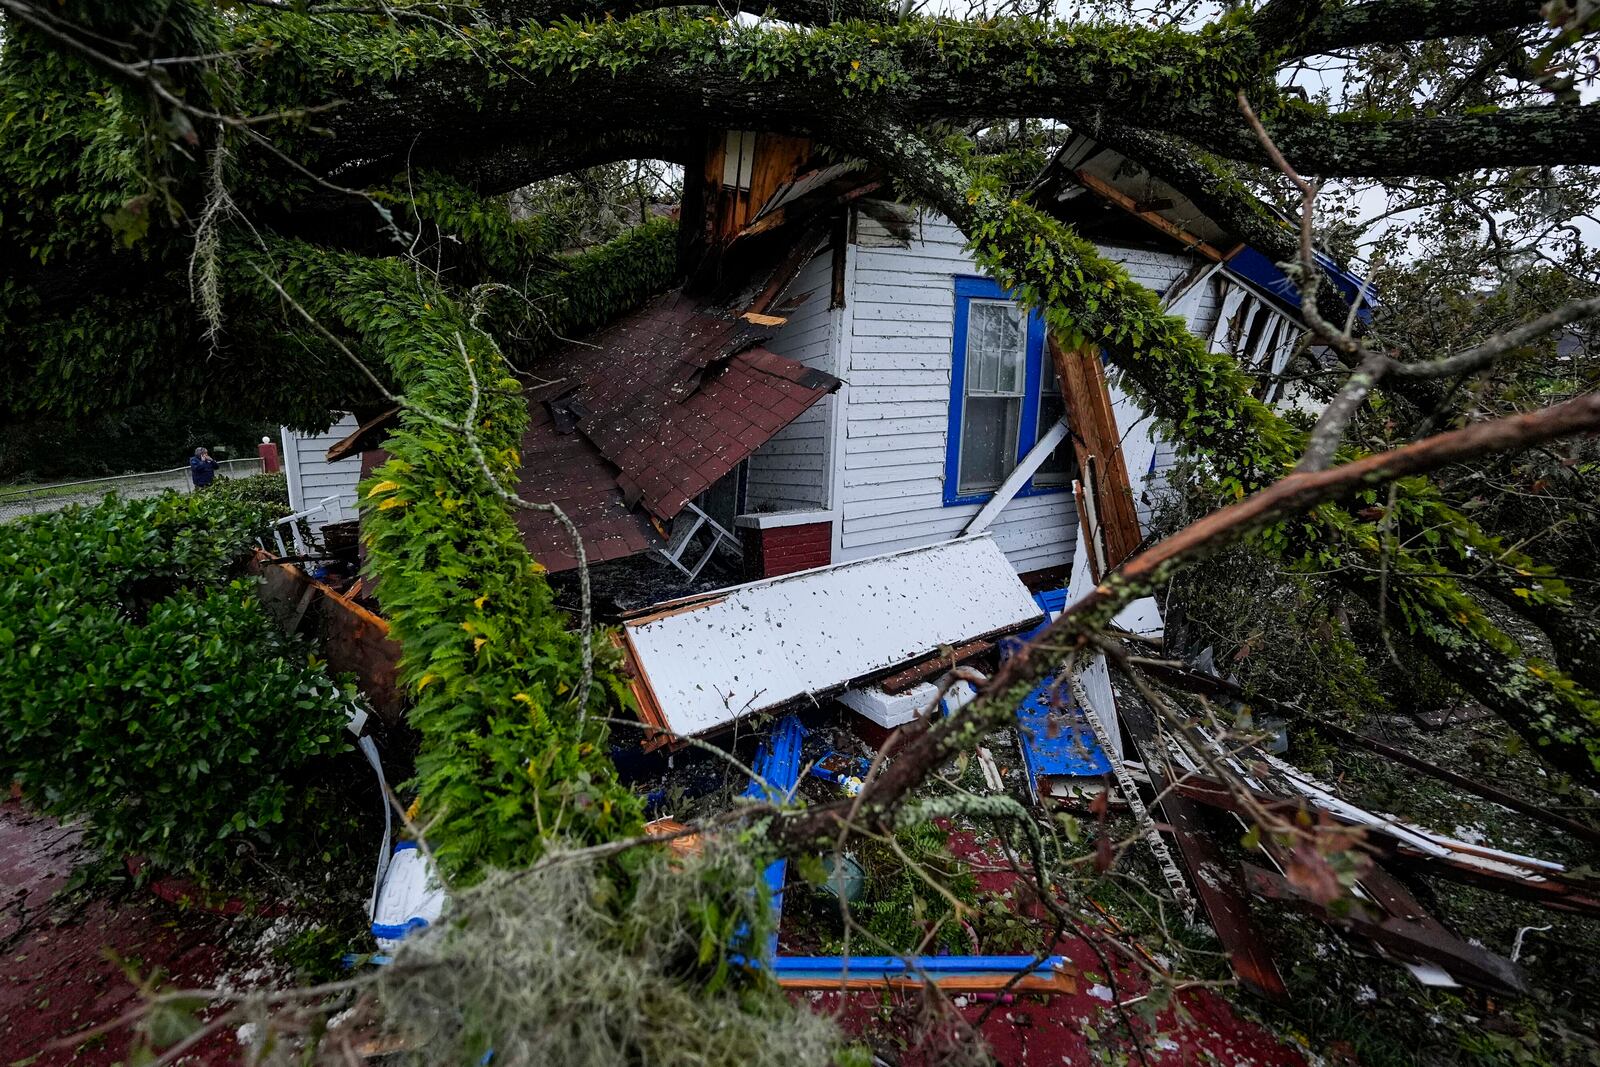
0, 490, 354, 881
205, 470, 292, 515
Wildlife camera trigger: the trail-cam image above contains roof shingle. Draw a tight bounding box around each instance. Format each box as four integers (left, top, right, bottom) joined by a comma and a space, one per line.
514, 292, 839, 573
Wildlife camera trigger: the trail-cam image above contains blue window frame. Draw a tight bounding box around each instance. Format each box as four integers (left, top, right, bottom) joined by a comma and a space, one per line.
943, 276, 1074, 507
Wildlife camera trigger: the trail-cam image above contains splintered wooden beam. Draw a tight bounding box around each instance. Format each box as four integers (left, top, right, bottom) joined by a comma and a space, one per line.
325, 406, 402, 463
1050, 338, 1144, 569
1172, 774, 1600, 918
1072, 169, 1225, 261
743, 220, 829, 318
1242, 863, 1527, 995
1115, 691, 1289, 1002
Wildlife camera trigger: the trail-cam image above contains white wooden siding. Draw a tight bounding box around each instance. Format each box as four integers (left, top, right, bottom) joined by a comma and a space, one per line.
743, 252, 838, 512
835, 207, 1213, 575
280, 413, 361, 529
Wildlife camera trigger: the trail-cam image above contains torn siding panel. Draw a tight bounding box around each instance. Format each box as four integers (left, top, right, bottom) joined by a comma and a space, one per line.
838, 209, 1086, 574
281, 412, 361, 525
621, 536, 1041, 737
744, 252, 839, 512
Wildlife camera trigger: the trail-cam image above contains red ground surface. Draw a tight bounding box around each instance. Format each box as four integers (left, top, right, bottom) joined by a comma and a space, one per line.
3, 801, 1306, 1065
806, 831, 1308, 1066
0, 799, 236, 1066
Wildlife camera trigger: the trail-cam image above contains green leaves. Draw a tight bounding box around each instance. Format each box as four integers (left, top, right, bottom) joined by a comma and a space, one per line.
102, 192, 156, 248
0, 491, 350, 882
274, 247, 655, 882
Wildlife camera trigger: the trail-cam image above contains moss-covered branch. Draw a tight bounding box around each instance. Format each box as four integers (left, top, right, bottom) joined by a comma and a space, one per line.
1276, 0, 1548, 59
837, 120, 1600, 785
483, 0, 895, 25
241, 224, 676, 879
1205, 101, 1600, 177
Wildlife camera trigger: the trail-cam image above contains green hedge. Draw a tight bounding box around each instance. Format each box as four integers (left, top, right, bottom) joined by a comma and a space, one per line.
0, 490, 353, 881
204, 470, 292, 514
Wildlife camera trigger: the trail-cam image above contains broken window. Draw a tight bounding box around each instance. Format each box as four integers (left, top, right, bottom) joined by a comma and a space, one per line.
1031, 360, 1076, 489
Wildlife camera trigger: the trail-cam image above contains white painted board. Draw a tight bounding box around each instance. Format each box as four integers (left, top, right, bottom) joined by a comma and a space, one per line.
625, 536, 1042, 736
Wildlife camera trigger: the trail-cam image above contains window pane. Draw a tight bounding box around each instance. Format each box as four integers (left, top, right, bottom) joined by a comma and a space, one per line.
966, 302, 1024, 396
959, 396, 1022, 495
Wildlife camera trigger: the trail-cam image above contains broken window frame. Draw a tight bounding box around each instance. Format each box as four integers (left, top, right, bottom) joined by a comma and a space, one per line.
944, 276, 1071, 505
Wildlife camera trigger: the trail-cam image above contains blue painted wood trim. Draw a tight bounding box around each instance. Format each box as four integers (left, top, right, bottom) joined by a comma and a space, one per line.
944, 275, 1069, 507
768, 954, 1068, 977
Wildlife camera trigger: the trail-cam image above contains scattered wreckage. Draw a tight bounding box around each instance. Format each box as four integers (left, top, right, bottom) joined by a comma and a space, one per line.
253, 129, 1596, 1006
330, 511, 1597, 1001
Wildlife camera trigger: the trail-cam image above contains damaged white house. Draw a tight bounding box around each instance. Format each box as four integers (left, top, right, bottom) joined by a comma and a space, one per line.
278, 134, 1594, 1005
276, 129, 1367, 750
284, 131, 1360, 589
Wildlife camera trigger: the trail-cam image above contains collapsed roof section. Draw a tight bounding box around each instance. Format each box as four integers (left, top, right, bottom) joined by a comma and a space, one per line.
1041, 132, 1373, 320
515, 292, 839, 572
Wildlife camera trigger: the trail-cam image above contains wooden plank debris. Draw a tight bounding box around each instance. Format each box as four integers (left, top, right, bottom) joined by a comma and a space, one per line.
1072, 169, 1226, 261
1171, 775, 1600, 919
770, 955, 1078, 994
1242, 864, 1527, 995
1136, 661, 1600, 848
1115, 688, 1289, 1002
1051, 338, 1143, 569
325, 406, 401, 463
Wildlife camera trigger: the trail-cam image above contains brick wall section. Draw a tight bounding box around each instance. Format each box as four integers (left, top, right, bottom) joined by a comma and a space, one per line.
743, 521, 832, 578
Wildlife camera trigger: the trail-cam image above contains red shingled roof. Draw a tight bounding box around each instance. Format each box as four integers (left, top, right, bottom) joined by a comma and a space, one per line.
516, 292, 838, 573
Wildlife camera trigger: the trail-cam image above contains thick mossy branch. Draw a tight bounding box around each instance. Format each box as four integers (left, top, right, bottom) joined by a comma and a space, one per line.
1278, 0, 1549, 59
220, 8, 1600, 192
240, 226, 675, 879
842, 122, 1600, 783
483, 0, 896, 26
233, 12, 1261, 181
1211, 101, 1600, 177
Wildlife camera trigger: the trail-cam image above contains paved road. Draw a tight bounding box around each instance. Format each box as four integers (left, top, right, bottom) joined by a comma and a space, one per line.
0, 461, 260, 522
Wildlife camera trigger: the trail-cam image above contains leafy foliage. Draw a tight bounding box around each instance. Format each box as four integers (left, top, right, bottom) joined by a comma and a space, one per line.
243, 227, 674, 881
0, 490, 352, 881
851, 822, 978, 954
202, 470, 293, 515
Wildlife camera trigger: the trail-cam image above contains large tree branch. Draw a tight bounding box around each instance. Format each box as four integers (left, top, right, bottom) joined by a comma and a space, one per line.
1271, 0, 1547, 59
482, 0, 895, 23
302, 42, 1600, 198
254, 18, 1255, 182
1199, 103, 1600, 176
776, 386, 1600, 848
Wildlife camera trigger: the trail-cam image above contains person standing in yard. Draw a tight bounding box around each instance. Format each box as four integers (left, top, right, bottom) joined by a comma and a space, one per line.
189, 446, 219, 489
